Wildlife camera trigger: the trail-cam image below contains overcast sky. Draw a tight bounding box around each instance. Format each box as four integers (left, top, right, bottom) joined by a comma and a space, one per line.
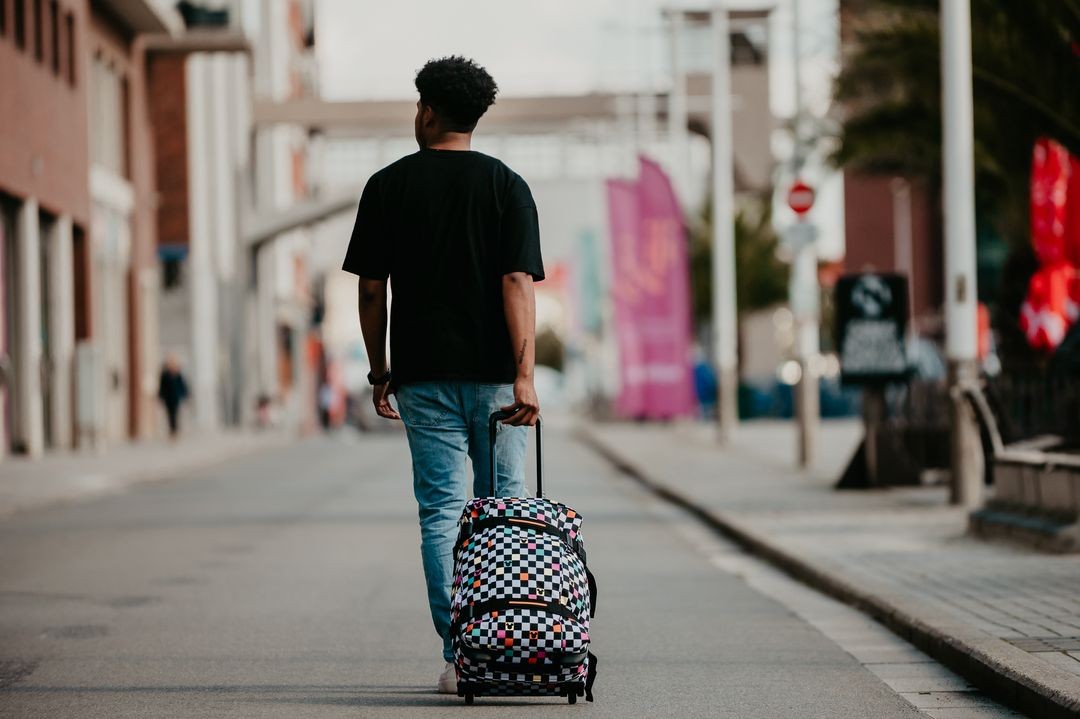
316, 0, 840, 120
316, 0, 846, 258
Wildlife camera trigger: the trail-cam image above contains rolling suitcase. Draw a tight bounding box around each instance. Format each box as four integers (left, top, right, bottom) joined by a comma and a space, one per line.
450, 410, 597, 705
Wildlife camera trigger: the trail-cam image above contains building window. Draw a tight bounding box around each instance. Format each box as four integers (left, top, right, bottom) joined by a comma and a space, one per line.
33, 0, 42, 61
90, 55, 126, 176
49, 1, 59, 74
121, 76, 131, 178
15, 0, 25, 49
65, 11, 74, 85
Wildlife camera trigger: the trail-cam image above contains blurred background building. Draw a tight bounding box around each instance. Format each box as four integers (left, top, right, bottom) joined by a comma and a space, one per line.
0, 0, 833, 460
4, 0, 1074, 480
0, 0, 326, 460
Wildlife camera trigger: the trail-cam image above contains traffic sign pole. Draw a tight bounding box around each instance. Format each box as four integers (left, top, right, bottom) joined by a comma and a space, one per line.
789, 221, 819, 469
787, 182, 819, 469
788, 0, 819, 470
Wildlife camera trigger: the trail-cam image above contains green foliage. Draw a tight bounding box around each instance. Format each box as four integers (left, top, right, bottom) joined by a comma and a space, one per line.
690, 195, 789, 324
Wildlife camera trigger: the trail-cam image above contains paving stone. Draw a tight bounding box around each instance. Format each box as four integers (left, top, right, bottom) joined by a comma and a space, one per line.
867, 662, 966, 681
849, 646, 938, 665
1033, 651, 1080, 676
589, 423, 1080, 718
924, 708, 1026, 718
900, 691, 1001, 709
880, 676, 976, 693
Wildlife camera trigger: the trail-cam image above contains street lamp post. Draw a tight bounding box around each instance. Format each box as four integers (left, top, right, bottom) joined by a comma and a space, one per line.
712, 3, 740, 441
667, 9, 691, 205
940, 0, 983, 506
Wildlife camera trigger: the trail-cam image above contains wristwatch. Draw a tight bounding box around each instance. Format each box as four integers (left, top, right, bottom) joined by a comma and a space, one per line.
367, 368, 392, 386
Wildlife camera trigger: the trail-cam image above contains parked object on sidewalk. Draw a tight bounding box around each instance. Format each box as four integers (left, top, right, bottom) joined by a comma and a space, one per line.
961, 382, 1080, 553
157, 356, 189, 440
450, 411, 597, 705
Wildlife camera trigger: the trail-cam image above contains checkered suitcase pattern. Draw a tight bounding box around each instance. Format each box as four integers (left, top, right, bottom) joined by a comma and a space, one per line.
449, 414, 596, 704
451, 497, 593, 700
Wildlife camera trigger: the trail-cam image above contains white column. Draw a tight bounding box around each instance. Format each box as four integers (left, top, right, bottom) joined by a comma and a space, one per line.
210, 54, 236, 281
47, 214, 75, 449
711, 4, 739, 440
891, 177, 916, 333
186, 53, 220, 431
940, 0, 982, 506
255, 243, 278, 399
15, 198, 45, 457
667, 10, 691, 206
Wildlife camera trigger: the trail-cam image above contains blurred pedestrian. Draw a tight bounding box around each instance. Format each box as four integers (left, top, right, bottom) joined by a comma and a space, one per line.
255, 394, 273, 429
158, 355, 188, 440
693, 347, 718, 420
318, 380, 333, 430
342, 56, 544, 694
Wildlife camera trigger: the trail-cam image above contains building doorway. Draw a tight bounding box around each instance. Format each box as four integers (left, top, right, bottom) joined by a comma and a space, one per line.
0, 200, 16, 457
39, 212, 55, 449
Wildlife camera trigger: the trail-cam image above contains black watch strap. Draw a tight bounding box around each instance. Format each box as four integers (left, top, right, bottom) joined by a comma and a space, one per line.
367, 368, 392, 386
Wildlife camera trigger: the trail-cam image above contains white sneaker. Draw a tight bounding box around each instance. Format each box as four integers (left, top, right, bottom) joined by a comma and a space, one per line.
437, 661, 457, 694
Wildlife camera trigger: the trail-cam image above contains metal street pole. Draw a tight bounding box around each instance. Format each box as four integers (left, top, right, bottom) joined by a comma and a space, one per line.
789, 0, 819, 468
940, 0, 983, 507
667, 9, 691, 206
711, 3, 739, 441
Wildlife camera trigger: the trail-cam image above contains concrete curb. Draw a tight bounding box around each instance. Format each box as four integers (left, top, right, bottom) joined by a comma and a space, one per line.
579, 428, 1080, 719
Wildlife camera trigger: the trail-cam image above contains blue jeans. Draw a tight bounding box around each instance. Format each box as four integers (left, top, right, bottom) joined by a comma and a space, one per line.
395, 381, 528, 662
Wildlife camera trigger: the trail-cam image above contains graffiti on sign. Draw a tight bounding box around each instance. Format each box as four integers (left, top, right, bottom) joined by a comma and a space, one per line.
835, 273, 909, 384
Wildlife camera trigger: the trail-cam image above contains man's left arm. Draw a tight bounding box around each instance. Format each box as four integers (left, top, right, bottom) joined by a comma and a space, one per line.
497, 176, 545, 426
358, 278, 399, 420
500, 272, 539, 426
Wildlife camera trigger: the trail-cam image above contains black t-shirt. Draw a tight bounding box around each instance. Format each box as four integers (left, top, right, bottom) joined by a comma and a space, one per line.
342, 148, 544, 386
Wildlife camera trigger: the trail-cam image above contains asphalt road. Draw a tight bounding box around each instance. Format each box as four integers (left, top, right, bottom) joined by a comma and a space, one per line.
0, 427, 936, 718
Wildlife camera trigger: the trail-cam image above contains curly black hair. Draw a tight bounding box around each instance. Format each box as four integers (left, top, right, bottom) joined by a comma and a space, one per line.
414, 56, 498, 133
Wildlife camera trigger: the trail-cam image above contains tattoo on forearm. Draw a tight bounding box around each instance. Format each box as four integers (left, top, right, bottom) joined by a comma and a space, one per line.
517, 340, 527, 365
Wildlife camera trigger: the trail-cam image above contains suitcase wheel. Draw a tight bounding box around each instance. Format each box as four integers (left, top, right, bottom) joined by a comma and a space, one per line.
464, 693, 474, 705
568, 692, 577, 705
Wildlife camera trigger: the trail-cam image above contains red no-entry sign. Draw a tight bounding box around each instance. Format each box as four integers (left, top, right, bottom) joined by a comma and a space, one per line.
788, 180, 815, 215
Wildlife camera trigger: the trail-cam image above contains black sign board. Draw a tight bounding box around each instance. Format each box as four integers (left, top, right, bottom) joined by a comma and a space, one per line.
835, 273, 909, 384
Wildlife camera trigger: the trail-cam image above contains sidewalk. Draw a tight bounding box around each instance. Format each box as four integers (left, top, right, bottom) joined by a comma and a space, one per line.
581, 419, 1080, 719
0, 430, 294, 517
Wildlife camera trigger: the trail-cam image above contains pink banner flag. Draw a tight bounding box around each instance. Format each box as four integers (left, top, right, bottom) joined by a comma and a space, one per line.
606, 157, 696, 418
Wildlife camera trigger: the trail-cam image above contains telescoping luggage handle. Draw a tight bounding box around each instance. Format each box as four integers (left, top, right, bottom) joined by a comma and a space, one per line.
487, 410, 542, 497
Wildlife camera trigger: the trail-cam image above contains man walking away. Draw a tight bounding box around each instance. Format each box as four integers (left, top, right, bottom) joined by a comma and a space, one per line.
158, 355, 188, 441
342, 55, 544, 694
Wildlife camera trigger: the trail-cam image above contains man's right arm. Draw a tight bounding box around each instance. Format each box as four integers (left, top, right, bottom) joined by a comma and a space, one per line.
358, 278, 399, 420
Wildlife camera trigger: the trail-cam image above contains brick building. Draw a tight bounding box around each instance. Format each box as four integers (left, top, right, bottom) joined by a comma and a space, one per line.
0, 0, 173, 458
